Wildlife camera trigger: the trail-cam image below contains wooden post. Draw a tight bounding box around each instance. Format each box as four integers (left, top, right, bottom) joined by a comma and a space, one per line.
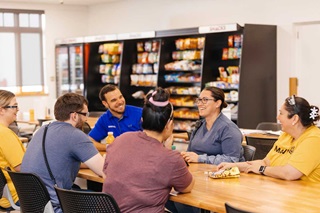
289, 77, 298, 96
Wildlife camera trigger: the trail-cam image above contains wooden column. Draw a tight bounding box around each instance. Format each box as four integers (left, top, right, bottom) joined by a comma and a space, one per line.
289, 77, 298, 96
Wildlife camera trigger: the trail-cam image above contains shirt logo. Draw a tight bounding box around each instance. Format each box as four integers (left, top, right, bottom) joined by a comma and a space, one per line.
273, 145, 295, 155
108, 125, 116, 129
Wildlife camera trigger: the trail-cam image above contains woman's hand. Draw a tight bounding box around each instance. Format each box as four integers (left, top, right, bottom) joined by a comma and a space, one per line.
243, 161, 262, 174
181, 151, 199, 163
217, 162, 235, 170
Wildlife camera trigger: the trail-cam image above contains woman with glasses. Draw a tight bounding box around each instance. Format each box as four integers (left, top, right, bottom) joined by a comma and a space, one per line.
181, 86, 244, 165
0, 90, 25, 209
166, 86, 244, 213
218, 95, 320, 182
102, 87, 194, 213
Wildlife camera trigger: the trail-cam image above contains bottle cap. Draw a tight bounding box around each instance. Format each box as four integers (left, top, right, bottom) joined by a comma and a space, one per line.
108, 132, 113, 135
171, 145, 176, 150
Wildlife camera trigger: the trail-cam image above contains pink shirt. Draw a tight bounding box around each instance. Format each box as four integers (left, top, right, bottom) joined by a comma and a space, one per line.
103, 131, 193, 213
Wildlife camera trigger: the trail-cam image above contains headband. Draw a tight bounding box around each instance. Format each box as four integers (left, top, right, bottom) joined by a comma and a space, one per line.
148, 91, 169, 107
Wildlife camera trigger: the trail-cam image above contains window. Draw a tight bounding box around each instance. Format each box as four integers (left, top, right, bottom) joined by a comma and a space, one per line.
0, 9, 46, 95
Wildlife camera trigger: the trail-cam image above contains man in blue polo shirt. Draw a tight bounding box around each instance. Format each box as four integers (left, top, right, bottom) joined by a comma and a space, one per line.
89, 84, 142, 151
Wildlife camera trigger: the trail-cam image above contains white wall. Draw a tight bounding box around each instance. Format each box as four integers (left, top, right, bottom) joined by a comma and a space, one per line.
2, 2, 88, 118
3, 0, 320, 119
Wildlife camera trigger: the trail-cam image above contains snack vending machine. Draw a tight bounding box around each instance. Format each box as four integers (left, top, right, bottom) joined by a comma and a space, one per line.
55, 38, 84, 97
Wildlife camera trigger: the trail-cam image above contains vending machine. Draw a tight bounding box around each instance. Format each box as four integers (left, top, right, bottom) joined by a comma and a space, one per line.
55, 37, 84, 97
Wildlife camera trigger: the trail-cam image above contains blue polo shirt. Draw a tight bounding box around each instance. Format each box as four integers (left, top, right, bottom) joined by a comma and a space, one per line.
89, 105, 142, 142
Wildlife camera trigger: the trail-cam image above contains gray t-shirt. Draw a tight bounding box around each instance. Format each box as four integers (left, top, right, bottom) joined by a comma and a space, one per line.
188, 113, 244, 164
21, 121, 98, 213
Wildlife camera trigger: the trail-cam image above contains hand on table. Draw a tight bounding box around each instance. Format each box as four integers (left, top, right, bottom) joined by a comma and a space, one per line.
181, 151, 199, 163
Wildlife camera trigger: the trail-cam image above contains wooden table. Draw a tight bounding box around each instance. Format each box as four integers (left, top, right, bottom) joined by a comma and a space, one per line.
78, 163, 320, 213
86, 117, 98, 128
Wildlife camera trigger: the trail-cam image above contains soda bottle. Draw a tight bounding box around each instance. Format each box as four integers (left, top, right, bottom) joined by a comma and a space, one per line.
106, 132, 115, 144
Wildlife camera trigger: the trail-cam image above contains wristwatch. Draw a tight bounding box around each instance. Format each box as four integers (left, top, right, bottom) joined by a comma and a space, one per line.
259, 166, 266, 175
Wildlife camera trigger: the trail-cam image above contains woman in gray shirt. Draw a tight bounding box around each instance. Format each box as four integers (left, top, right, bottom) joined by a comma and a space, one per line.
181, 86, 244, 164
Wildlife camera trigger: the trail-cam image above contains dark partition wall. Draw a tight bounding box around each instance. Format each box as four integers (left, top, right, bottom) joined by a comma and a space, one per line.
237, 24, 277, 128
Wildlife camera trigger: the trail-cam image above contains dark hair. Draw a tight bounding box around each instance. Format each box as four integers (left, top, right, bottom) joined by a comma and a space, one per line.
54, 93, 88, 121
203, 87, 228, 111
99, 84, 119, 102
0, 90, 15, 108
285, 95, 320, 127
142, 88, 173, 133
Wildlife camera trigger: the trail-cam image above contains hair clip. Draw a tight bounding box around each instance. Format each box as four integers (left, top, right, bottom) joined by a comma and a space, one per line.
287, 95, 296, 106
310, 107, 319, 120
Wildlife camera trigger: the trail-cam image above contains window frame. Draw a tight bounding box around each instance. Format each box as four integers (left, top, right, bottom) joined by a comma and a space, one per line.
0, 9, 45, 96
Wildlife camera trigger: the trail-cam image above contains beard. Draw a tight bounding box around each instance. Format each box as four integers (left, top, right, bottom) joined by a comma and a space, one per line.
75, 119, 84, 130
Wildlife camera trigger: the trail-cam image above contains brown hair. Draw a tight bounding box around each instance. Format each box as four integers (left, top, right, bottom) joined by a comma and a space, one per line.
99, 84, 119, 102
285, 95, 320, 127
54, 93, 88, 121
203, 87, 228, 111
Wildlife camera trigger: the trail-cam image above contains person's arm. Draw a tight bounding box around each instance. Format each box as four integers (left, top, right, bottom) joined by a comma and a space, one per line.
217, 159, 267, 172
14, 164, 21, 172
177, 176, 195, 193
89, 136, 107, 151
248, 164, 303, 180
83, 153, 104, 177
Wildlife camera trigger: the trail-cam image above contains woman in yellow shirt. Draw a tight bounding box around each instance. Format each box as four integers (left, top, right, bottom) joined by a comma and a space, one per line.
218, 95, 320, 182
0, 90, 25, 209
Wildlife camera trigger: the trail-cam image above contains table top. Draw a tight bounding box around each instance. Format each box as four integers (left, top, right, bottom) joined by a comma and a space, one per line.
78, 163, 320, 213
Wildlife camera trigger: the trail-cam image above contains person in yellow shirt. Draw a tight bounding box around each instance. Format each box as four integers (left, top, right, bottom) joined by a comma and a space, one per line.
218, 95, 320, 182
0, 90, 25, 209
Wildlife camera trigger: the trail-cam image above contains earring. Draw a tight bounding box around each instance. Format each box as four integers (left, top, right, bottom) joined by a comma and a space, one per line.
292, 122, 295, 125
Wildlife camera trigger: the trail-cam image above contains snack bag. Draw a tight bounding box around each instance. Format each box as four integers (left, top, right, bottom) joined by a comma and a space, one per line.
209, 167, 240, 179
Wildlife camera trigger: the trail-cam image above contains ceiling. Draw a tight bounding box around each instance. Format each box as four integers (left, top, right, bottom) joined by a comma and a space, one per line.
1, 0, 121, 6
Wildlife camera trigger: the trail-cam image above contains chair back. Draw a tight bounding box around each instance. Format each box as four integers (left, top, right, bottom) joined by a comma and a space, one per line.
6, 169, 54, 213
245, 136, 277, 160
0, 169, 20, 211
256, 122, 281, 131
8, 121, 20, 135
82, 122, 92, 134
54, 186, 120, 213
225, 202, 252, 213
242, 144, 256, 161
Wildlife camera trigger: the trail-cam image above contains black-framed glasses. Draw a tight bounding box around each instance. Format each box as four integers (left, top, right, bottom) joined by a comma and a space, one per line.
4, 105, 18, 109
195, 97, 214, 104
286, 95, 298, 113
75, 111, 89, 117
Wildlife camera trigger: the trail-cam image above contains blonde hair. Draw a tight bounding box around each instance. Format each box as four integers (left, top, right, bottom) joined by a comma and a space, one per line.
0, 90, 15, 108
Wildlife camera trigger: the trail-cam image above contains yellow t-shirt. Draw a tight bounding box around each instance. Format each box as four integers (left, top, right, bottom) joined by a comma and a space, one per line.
267, 125, 320, 182
0, 123, 26, 208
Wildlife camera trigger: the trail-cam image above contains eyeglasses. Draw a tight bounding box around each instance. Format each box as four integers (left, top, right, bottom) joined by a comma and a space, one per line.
286, 95, 298, 113
75, 111, 89, 117
4, 105, 18, 109
195, 97, 215, 104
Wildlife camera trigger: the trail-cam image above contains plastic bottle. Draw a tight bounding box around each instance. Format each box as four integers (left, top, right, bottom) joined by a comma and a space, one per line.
106, 132, 115, 145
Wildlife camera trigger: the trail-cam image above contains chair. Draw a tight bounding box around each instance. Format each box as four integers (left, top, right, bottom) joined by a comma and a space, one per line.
82, 122, 92, 134
245, 136, 277, 160
6, 169, 54, 213
242, 144, 256, 161
225, 202, 252, 213
0, 169, 20, 212
54, 186, 120, 213
256, 122, 281, 131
